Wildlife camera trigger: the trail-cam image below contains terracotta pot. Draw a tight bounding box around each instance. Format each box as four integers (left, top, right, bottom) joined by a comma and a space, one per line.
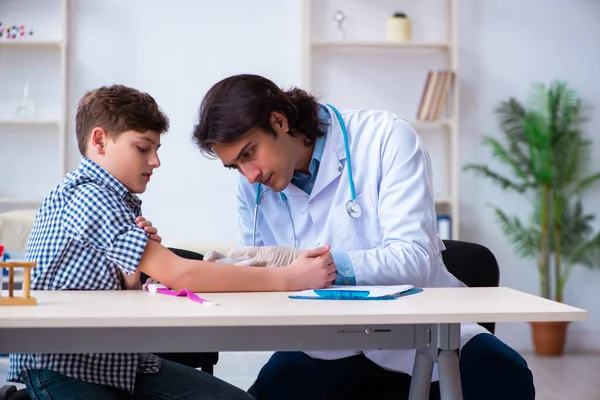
530, 321, 569, 356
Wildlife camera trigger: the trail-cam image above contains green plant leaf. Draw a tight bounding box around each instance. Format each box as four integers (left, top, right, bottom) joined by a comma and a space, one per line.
567, 231, 600, 269
491, 207, 539, 259
574, 171, 600, 197
481, 136, 530, 181
463, 164, 531, 193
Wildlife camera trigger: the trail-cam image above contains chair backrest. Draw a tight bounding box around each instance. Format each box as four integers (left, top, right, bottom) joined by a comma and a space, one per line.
441, 239, 500, 334
0, 384, 30, 400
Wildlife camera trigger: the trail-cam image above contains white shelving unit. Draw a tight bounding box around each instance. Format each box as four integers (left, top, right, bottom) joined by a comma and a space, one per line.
0, 39, 63, 49
301, 0, 460, 239
311, 41, 451, 51
0, 0, 69, 209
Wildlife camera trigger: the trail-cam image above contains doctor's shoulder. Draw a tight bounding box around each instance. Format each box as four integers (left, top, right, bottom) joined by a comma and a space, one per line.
345, 109, 420, 144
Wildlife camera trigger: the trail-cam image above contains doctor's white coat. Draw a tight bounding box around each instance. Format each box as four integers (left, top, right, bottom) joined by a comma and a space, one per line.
235, 104, 489, 380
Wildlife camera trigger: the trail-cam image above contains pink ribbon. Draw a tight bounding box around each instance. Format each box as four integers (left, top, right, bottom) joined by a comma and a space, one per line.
155, 287, 211, 304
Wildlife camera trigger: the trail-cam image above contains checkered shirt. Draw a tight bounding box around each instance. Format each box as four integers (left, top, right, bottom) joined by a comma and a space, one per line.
7, 157, 161, 393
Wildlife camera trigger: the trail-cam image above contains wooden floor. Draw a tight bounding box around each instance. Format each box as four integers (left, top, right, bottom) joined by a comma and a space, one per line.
2, 352, 600, 399
523, 352, 600, 400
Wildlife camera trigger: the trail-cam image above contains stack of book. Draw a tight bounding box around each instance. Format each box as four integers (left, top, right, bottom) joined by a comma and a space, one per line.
416, 70, 455, 121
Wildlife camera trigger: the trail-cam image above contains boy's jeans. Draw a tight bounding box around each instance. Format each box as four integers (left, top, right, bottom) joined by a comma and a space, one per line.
21, 359, 252, 400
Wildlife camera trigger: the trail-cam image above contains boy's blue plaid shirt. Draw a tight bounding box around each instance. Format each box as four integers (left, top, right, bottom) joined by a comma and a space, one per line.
8, 157, 161, 393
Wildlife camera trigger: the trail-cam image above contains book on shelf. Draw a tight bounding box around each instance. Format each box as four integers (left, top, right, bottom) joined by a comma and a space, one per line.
416, 70, 455, 121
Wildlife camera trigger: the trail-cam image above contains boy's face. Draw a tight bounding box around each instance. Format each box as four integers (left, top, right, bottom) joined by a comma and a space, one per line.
89, 128, 161, 193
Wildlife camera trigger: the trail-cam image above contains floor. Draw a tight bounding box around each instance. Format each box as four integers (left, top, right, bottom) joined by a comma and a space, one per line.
523, 352, 600, 400
1, 352, 599, 399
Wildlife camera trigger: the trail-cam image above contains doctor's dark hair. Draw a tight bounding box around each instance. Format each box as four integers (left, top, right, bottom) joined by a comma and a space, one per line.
192, 74, 327, 157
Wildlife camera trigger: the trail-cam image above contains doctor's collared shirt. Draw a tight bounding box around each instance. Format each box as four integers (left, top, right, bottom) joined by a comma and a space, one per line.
7, 157, 160, 393
290, 104, 356, 285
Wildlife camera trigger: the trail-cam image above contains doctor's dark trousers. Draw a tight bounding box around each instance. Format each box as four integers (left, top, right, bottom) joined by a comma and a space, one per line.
247, 333, 535, 400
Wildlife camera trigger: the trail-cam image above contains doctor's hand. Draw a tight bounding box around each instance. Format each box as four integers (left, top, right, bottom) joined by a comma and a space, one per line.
277, 245, 337, 290
227, 246, 307, 267
136, 216, 162, 244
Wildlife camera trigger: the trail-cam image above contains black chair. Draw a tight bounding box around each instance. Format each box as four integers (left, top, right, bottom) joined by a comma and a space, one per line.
440, 239, 500, 334
0, 386, 28, 400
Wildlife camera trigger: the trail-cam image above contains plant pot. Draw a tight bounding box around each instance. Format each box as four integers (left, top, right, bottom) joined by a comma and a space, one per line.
530, 321, 569, 356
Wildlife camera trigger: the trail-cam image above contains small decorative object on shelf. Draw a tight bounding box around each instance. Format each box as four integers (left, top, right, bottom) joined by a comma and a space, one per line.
0, 22, 34, 40
0, 259, 37, 306
332, 10, 347, 40
386, 12, 411, 42
15, 81, 36, 120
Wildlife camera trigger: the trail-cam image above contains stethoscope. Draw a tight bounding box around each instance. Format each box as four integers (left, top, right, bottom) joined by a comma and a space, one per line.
252, 104, 361, 246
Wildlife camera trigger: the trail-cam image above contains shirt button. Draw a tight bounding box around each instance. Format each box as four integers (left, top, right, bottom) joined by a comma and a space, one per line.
344, 280, 350, 285
316, 242, 321, 246
308, 200, 313, 204
345, 269, 351, 275
338, 166, 343, 172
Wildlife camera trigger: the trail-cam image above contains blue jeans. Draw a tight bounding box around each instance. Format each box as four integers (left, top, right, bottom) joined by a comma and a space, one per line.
21, 359, 252, 400
248, 333, 535, 400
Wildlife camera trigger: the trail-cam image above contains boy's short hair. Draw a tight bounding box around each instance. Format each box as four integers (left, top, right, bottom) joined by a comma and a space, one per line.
75, 84, 170, 156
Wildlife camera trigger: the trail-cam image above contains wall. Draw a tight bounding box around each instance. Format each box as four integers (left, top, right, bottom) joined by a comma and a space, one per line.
459, 0, 600, 352
66, 0, 304, 250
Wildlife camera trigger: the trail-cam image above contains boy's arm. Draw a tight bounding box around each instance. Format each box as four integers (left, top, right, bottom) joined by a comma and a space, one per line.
61, 184, 336, 292
138, 239, 336, 293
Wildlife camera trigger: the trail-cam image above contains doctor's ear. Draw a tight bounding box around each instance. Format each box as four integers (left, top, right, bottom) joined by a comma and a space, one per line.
270, 111, 289, 134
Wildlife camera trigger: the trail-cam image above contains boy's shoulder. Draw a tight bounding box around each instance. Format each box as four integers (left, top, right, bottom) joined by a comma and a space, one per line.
42, 161, 134, 217
61, 169, 124, 203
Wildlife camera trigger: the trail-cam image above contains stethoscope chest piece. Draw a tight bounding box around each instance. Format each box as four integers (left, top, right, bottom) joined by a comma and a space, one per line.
346, 199, 362, 219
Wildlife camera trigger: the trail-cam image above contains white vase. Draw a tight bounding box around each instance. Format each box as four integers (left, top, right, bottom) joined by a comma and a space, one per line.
15, 81, 36, 120
386, 14, 411, 42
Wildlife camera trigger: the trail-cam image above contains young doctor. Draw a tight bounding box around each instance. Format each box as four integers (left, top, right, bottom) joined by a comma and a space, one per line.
193, 74, 535, 400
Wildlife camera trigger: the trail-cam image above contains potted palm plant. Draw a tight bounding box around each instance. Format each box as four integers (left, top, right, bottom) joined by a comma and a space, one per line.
464, 80, 600, 355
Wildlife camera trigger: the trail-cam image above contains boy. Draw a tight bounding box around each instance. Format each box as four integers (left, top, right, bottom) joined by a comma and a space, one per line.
8, 84, 336, 399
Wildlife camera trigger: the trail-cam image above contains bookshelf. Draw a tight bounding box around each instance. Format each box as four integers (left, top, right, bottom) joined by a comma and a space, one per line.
311, 41, 451, 51
0, 0, 69, 209
0, 40, 63, 49
301, 0, 460, 240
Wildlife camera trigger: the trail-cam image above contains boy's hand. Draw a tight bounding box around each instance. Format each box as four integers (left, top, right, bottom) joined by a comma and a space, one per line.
136, 216, 162, 244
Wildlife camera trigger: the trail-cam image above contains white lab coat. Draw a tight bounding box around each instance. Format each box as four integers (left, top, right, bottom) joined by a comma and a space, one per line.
236, 104, 489, 380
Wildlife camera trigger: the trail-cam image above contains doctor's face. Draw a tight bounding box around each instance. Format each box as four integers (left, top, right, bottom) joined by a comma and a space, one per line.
212, 116, 298, 192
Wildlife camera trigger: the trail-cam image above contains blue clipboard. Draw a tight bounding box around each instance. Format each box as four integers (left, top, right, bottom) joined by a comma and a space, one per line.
289, 287, 423, 300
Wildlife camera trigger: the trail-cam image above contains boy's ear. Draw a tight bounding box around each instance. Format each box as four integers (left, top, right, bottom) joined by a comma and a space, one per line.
89, 127, 108, 155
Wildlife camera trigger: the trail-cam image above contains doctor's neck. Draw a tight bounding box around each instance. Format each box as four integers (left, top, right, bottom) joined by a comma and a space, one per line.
291, 134, 315, 174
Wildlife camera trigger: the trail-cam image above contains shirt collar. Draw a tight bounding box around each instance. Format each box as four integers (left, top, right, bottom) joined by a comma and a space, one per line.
77, 157, 142, 207
292, 105, 330, 180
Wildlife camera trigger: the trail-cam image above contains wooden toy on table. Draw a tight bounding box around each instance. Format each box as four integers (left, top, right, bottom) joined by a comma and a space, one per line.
0, 261, 37, 306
